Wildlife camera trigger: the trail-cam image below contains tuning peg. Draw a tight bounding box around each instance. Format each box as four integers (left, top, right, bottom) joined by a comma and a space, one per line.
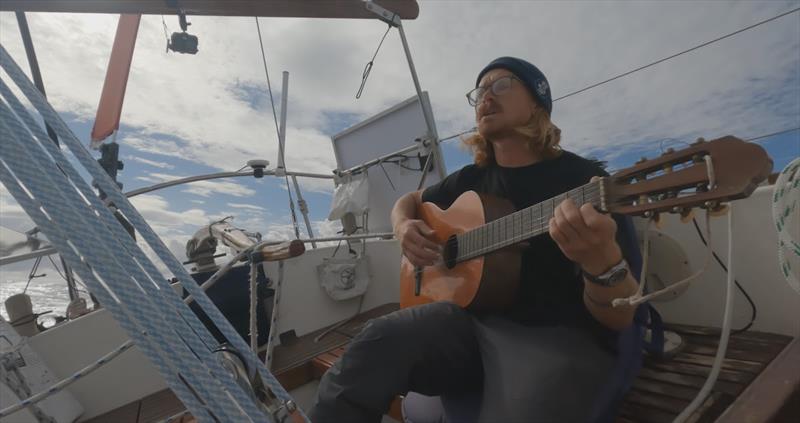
642, 210, 664, 228
679, 208, 695, 223
661, 148, 675, 156
636, 156, 648, 165
653, 212, 666, 229
708, 203, 729, 217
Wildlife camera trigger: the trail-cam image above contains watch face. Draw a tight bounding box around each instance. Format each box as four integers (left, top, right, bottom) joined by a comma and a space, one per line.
609, 268, 629, 284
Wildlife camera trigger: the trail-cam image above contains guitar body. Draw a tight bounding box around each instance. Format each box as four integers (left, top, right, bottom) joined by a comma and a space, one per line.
399, 191, 521, 311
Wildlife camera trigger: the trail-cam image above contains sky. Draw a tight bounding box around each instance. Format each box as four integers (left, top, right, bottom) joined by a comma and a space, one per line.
1, 1, 798, 314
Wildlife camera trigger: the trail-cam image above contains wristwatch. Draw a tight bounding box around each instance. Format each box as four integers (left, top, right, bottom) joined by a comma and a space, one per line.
582, 259, 629, 287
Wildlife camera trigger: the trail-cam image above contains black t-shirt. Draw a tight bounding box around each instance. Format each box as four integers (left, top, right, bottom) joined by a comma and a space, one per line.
421, 150, 626, 341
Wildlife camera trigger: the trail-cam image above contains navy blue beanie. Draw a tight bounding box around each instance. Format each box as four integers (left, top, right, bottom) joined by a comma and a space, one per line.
476, 57, 552, 115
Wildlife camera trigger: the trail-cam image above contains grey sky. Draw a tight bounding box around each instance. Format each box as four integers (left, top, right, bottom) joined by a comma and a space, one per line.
0, 1, 798, 301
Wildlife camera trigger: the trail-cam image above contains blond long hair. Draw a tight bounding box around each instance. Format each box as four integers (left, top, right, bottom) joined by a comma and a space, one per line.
462, 109, 562, 167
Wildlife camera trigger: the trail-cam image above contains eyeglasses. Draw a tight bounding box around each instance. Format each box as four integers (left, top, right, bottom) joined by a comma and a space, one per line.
466, 75, 520, 107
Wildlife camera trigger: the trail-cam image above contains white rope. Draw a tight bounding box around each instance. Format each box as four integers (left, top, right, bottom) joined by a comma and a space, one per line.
772, 157, 800, 294
249, 260, 259, 352
673, 207, 736, 422
263, 261, 284, 370
613, 211, 714, 307
0, 341, 134, 418
613, 154, 720, 307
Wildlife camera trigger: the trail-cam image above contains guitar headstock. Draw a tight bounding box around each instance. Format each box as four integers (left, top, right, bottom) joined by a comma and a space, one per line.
602, 136, 773, 217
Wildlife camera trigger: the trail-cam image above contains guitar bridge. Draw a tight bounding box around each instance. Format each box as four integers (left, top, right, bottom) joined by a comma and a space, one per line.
444, 234, 458, 269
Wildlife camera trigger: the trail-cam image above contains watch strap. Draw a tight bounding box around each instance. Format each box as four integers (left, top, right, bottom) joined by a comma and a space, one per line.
583, 258, 628, 287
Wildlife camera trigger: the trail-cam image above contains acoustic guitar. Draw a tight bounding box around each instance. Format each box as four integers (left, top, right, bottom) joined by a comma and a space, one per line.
399, 136, 773, 311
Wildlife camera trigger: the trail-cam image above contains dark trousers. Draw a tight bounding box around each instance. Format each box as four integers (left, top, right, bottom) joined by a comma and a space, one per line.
308, 302, 617, 423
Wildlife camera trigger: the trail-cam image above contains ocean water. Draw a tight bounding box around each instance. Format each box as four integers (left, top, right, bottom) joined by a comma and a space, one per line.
0, 277, 75, 322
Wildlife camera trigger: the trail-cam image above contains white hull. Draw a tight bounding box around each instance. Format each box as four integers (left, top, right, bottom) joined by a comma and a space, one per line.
4, 184, 798, 422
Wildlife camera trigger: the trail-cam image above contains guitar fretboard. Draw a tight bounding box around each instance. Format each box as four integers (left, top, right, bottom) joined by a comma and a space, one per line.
453, 181, 603, 262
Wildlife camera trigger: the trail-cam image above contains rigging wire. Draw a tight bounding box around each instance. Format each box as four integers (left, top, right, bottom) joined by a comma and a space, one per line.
161, 15, 171, 51
744, 126, 800, 143
357, 24, 393, 99
691, 218, 757, 334
601, 126, 800, 174
22, 256, 44, 294
254, 17, 301, 239
46, 255, 90, 295
553, 6, 800, 102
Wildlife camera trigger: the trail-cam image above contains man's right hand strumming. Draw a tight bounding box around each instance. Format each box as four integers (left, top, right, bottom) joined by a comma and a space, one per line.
391, 191, 442, 267
395, 219, 441, 267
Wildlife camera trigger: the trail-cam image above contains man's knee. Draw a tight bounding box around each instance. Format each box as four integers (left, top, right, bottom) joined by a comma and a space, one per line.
367, 302, 469, 338
354, 302, 471, 354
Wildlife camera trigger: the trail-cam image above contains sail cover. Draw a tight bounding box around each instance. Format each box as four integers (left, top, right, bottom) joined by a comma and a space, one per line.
90, 14, 140, 147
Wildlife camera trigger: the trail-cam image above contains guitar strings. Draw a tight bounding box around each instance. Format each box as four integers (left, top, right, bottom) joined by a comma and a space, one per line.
455, 185, 603, 258
457, 198, 602, 260
452, 184, 604, 262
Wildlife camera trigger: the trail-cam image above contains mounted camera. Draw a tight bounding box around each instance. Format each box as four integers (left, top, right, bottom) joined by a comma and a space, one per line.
167, 9, 198, 54
169, 31, 198, 54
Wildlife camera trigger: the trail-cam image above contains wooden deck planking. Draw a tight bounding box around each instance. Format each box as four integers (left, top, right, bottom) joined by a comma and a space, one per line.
87, 304, 795, 422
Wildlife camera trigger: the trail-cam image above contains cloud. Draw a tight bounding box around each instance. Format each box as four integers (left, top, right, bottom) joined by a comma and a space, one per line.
129, 194, 212, 230
1, 3, 796, 281
183, 182, 255, 198
122, 136, 185, 158
134, 175, 162, 184
0, 2, 795, 181
259, 218, 343, 247
125, 155, 174, 169
133, 172, 256, 197
228, 203, 264, 211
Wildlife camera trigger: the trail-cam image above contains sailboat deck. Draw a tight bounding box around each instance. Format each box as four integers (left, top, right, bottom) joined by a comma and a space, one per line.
87, 303, 796, 422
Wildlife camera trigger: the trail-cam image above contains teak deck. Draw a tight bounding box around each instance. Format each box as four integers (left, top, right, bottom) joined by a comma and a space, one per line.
88, 303, 797, 422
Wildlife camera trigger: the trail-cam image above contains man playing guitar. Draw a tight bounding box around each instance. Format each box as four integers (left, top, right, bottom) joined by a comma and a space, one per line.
310, 57, 644, 422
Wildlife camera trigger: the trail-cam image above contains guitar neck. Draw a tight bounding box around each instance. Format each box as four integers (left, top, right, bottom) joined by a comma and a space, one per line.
454, 180, 603, 263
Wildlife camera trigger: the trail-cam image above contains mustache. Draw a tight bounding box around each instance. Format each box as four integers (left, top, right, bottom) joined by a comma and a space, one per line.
477, 103, 501, 118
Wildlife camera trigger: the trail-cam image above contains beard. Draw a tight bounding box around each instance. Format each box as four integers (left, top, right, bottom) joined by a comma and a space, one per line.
478, 116, 517, 140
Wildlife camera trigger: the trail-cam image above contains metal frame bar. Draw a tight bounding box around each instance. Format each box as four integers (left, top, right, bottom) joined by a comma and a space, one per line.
276, 71, 317, 246
15, 11, 57, 144
2, 169, 334, 266
297, 232, 393, 243
0, 247, 57, 266
122, 169, 333, 198
335, 139, 430, 177
364, 0, 446, 181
